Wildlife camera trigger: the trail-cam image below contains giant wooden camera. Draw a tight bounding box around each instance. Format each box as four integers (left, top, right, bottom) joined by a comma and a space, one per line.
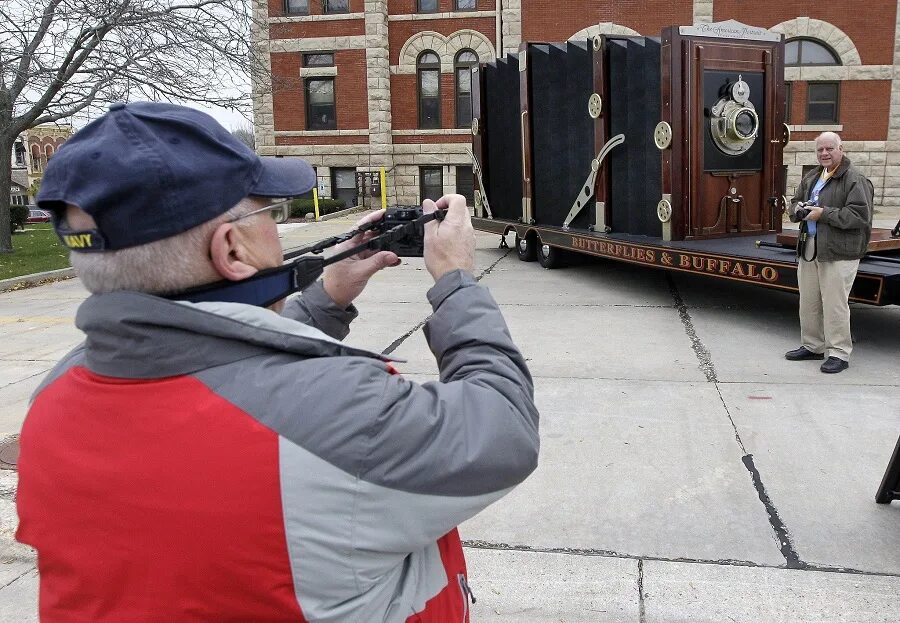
472, 20, 787, 242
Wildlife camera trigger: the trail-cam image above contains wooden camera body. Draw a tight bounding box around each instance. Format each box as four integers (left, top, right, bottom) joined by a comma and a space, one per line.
472, 20, 787, 242
660, 22, 786, 241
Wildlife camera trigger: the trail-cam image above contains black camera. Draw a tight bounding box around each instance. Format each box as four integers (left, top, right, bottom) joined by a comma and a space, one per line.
794, 200, 816, 220
376, 206, 428, 257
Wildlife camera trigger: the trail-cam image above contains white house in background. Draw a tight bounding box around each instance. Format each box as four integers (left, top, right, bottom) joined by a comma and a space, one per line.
10, 169, 29, 207
8, 124, 73, 207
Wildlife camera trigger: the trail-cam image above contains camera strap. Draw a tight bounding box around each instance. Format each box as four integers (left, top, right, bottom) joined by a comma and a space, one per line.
797, 220, 817, 262
168, 209, 445, 308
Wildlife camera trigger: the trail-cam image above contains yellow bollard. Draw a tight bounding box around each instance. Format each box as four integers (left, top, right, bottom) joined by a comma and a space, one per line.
380, 167, 387, 210
313, 188, 320, 221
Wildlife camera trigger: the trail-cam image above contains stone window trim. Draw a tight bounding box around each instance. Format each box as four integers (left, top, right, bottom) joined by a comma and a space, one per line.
392, 129, 471, 136
784, 65, 893, 81
268, 36, 365, 53
300, 66, 338, 78
388, 11, 496, 21
270, 12, 364, 23
275, 129, 368, 136
396, 29, 495, 74
785, 124, 844, 133
769, 18, 861, 66
568, 22, 640, 41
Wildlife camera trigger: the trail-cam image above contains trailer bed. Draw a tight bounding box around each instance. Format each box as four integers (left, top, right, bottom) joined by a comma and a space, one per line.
474, 218, 900, 306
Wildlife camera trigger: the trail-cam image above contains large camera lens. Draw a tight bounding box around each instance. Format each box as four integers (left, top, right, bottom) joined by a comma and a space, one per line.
734, 110, 756, 138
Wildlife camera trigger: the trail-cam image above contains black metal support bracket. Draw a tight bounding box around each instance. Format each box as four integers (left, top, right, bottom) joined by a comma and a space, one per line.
876, 435, 900, 504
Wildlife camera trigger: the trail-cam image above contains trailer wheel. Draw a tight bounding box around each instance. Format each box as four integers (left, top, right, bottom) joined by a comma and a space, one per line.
537, 242, 564, 269
515, 234, 537, 262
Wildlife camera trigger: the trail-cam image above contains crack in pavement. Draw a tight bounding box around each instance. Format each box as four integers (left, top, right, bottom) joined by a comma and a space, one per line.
666, 274, 805, 571
461, 540, 900, 578
637, 559, 646, 623
382, 250, 511, 356
0, 368, 53, 392
742, 454, 804, 569
666, 274, 717, 383
0, 567, 36, 591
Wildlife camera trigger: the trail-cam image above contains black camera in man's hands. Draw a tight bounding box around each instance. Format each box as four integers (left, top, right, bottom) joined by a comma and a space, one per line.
794, 200, 817, 220
375, 206, 429, 257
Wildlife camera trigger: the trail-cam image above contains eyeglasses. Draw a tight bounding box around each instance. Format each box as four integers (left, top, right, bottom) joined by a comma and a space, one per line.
228, 198, 292, 225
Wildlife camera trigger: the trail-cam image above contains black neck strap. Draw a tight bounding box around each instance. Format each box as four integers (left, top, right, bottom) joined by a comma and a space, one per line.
167, 209, 445, 308
171, 257, 326, 308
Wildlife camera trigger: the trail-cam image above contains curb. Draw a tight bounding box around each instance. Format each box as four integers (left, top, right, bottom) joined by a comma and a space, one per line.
0, 267, 77, 293
315, 205, 370, 222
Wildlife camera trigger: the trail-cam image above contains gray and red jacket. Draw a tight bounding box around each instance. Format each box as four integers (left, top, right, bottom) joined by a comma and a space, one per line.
16, 269, 539, 622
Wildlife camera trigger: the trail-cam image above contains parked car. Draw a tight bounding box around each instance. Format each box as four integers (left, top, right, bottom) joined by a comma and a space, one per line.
26, 208, 52, 224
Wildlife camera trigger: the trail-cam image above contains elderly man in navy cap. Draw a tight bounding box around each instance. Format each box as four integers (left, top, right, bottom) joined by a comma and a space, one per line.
16, 102, 539, 622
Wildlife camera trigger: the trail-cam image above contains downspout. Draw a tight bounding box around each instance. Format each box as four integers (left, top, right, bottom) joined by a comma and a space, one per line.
496, 0, 502, 57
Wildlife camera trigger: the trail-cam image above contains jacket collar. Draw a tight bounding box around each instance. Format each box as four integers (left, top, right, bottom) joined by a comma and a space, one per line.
814, 155, 852, 180
76, 291, 393, 379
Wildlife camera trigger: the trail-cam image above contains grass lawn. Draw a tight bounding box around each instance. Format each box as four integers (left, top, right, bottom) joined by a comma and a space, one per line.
0, 224, 70, 281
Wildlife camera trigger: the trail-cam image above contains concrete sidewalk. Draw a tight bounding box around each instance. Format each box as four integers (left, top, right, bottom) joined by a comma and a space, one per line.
1, 216, 898, 621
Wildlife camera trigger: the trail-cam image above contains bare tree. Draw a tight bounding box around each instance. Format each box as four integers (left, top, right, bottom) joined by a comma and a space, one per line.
231, 123, 255, 151
0, 0, 268, 252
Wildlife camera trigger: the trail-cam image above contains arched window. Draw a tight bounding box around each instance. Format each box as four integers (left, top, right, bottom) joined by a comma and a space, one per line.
417, 51, 441, 129
31, 145, 43, 173
786, 38, 841, 124
455, 50, 478, 128
785, 38, 840, 66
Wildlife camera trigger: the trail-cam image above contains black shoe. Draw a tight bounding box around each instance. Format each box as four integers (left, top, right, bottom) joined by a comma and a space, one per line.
821, 357, 849, 373
785, 347, 825, 361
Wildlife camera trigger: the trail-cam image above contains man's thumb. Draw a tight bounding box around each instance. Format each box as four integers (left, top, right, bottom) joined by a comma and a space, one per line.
371, 251, 401, 272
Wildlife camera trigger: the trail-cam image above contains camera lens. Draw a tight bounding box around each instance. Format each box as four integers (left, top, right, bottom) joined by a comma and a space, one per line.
734, 110, 756, 138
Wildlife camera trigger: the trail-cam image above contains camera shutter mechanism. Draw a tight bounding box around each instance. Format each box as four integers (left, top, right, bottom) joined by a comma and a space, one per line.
588, 94, 602, 119
730, 75, 750, 105
471, 117, 480, 136
709, 75, 759, 156
592, 35, 603, 52
657, 198, 673, 223
654, 121, 672, 150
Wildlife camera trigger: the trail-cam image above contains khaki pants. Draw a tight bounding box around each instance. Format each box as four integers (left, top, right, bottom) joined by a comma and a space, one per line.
797, 256, 859, 361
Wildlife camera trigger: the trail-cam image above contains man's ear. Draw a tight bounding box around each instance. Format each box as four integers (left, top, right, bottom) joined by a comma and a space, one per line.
209, 222, 259, 282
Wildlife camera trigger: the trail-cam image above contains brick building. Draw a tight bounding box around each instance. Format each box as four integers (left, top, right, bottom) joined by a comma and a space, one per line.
253, 0, 900, 214
9, 125, 72, 206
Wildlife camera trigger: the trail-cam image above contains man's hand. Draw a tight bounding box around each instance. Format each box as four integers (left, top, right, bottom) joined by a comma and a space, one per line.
804, 206, 824, 222
423, 194, 475, 282
322, 210, 401, 308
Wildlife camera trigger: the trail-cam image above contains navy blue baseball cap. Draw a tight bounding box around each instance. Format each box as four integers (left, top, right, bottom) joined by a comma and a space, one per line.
37, 102, 316, 251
